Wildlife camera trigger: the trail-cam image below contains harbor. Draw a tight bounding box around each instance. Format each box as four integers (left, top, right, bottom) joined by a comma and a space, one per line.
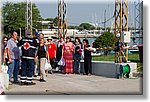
0, 0, 143, 95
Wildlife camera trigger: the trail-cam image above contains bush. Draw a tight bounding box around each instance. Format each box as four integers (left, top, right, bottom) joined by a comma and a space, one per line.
93, 32, 117, 48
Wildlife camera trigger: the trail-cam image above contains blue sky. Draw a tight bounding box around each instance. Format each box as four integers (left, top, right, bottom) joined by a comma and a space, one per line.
2, 0, 141, 27
35, 1, 137, 27
35, 2, 115, 25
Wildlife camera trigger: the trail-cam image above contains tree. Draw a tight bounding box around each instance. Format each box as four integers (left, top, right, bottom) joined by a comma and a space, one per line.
93, 32, 117, 56
44, 18, 54, 21
93, 32, 117, 48
43, 17, 58, 26
2, 2, 42, 35
78, 23, 95, 30
53, 17, 58, 26
68, 25, 78, 29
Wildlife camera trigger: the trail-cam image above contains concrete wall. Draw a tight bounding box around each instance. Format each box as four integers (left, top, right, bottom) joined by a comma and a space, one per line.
80, 60, 137, 78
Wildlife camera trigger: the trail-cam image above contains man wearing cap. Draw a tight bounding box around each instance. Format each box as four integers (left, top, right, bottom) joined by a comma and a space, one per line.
17, 32, 38, 85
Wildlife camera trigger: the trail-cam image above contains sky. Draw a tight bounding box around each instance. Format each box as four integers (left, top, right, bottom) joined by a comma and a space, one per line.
36, 2, 114, 25
2, 0, 142, 27
35, 0, 139, 27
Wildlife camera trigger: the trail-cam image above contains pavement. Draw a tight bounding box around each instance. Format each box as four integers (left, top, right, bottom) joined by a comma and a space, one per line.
5, 73, 142, 95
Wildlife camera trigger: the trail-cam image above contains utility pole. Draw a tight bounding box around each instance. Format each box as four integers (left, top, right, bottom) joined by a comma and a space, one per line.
58, 0, 67, 39
134, 0, 143, 45
104, 9, 106, 32
20, 28, 21, 40
26, 0, 32, 35
114, 0, 129, 63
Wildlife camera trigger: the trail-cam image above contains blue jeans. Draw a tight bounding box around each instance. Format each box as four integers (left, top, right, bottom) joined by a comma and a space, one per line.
73, 54, 81, 74
21, 59, 35, 83
7, 59, 19, 82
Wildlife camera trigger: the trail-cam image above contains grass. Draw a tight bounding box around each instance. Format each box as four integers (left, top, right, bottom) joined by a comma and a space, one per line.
92, 54, 115, 61
92, 53, 143, 72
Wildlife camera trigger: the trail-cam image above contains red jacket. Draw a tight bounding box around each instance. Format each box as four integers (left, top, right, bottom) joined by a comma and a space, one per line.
48, 43, 57, 59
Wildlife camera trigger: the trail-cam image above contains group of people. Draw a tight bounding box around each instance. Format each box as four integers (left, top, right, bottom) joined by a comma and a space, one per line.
1, 31, 93, 86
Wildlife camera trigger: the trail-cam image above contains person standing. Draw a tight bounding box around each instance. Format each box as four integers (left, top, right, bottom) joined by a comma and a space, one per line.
56, 36, 64, 62
1, 37, 8, 64
39, 33, 44, 40
17, 32, 38, 85
83, 39, 92, 76
33, 34, 40, 77
62, 37, 74, 75
47, 37, 57, 71
37, 38, 48, 82
56, 36, 64, 72
73, 37, 82, 74
33, 33, 44, 77
6, 31, 20, 84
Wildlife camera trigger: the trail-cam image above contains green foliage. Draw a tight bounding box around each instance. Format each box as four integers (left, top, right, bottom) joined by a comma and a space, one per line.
53, 17, 58, 26
92, 54, 115, 61
2, 2, 42, 35
93, 32, 117, 48
68, 25, 78, 29
93, 53, 139, 61
78, 23, 95, 30
43, 17, 58, 26
44, 18, 54, 21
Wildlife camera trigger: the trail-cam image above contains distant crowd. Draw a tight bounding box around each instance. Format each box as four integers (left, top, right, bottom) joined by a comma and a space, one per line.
2, 31, 94, 86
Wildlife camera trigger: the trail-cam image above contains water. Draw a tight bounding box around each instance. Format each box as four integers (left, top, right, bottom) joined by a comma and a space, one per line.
80, 38, 96, 46
130, 32, 143, 46
71, 32, 143, 49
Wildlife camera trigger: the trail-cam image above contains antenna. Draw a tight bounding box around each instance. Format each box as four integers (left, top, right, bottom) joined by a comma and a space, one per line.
104, 9, 106, 32
26, 0, 32, 35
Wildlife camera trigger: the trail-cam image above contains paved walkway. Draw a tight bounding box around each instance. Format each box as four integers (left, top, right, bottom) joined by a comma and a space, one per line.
5, 73, 142, 95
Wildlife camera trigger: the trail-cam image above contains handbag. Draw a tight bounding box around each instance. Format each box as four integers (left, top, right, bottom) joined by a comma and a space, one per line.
0, 63, 9, 90
2, 63, 8, 73
44, 60, 52, 70
0, 82, 4, 95
58, 57, 65, 66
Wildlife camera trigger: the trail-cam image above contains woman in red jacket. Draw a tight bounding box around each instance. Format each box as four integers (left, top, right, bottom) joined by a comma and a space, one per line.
47, 37, 57, 71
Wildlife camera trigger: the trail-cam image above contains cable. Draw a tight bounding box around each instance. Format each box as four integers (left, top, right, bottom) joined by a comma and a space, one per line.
98, 16, 115, 24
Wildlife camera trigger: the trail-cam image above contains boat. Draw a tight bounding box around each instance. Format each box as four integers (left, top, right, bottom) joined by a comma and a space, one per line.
91, 51, 104, 56
129, 49, 139, 54
128, 45, 139, 54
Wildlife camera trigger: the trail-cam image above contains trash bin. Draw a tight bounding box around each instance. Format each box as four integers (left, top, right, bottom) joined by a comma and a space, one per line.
138, 45, 143, 63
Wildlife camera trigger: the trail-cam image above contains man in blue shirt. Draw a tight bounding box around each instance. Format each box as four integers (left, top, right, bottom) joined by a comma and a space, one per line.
6, 31, 20, 84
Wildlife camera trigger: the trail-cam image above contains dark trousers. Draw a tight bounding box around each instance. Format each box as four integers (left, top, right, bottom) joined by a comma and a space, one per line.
20, 58, 35, 83
73, 54, 81, 74
84, 57, 92, 75
50, 58, 57, 69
